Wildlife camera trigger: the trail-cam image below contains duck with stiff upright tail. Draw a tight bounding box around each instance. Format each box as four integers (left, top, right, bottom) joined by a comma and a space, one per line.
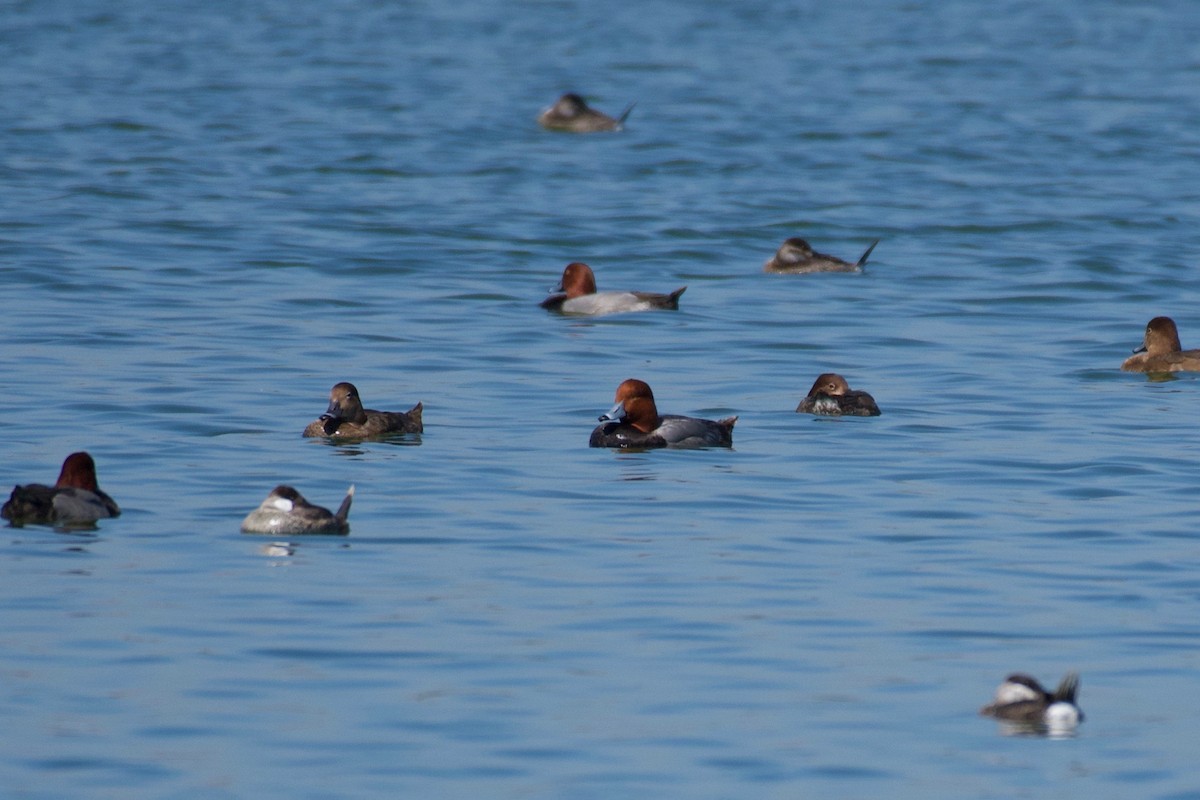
796, 373, 881, 416
541, 262, 685, 316
537, 93, 634, 133
980, 671, 1084, 734
764, 237, 879, 274
589, 379, 736, 449
1121, 316, 1200, 373
241, 485, 354, 535
303, 382, 422, 439
2, 452, 121, 528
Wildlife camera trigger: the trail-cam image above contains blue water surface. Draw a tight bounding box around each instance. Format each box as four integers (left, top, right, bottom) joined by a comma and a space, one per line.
4, 0, 1200, 798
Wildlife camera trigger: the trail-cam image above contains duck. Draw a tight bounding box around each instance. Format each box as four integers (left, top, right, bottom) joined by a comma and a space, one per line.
537, 93, 634, 133
303, 382, 422, 439
1121, 316, 1200, 373
980, 672, 1084, 733
796, 373, 881, 416
2, 452, 120, 528
589, 379, 736, 449
764, 237, 879, 274
240, 485, 353, 535
541, 262, 686, 316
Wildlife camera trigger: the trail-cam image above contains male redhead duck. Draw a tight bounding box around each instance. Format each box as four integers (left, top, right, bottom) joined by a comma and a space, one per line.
1121, 316, 1200, 373
796, 373, 881, 416
764, 237, 879, 274
2, 452, 120, 528
241, 485, 353, 535
590, 379, 736, 449
538, 93, 633, 133
541, 262, 686, 316
303, 382, 422, 439
980, 672, 1083, 734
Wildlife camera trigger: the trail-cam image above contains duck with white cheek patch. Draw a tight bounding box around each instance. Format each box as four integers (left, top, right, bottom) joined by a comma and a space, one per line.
240, 485, 354, 535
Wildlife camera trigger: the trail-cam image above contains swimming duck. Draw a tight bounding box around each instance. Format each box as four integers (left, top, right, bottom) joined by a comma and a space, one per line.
538, 93, 633, 133
303, 382, 422, 439
980, 672, 1083, 733
240, 485, 353, 535
541, 262, 686, 316
2, 452, 120, 528
589, 379, 736, 449
764, 237, 879, 274
1121, 316, 1200, 373
796, 373, 881, 416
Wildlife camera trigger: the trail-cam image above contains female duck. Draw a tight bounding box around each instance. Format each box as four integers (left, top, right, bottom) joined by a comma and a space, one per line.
241, 485, 353, 535
590, 379, 736, 449
2, 452, 120, 528
1121, 316, 1200, 373
303, 382, 422, 439
764, 237, 879, 274
980, 672, 1083, 733
538, 93, 633, 133
796, 373, 881, 416
541, 262, 686, 316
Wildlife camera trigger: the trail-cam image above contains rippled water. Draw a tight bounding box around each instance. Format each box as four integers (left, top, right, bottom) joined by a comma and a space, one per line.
4, 0, 1200, 797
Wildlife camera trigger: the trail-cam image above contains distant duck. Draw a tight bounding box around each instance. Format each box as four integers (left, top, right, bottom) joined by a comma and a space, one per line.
980, 672, 1083, 734
764, 237, 879, 274
541, 262, 685, 316
590, 379, 736, 449
303, 382, 422, 439
241, 485, 353, 535
2, 452, 120, 528
796, 373, 881, 416
538, 93, 634, 133
1121, 316, 1200, 373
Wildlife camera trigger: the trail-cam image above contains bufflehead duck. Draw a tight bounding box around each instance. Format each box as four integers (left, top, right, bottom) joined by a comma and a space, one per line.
980, 672, 1083, 734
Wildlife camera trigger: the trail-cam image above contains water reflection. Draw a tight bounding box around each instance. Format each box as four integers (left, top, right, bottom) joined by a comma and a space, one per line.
989, 719, 1080, 740
258, 541, 294, 558
307, 434, 423, 455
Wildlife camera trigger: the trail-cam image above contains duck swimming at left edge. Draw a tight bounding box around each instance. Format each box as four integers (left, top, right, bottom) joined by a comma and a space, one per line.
241, 485, 354, 535
541, 262, 686, 316
2, 451, 121, 528
589, 379, 736, 449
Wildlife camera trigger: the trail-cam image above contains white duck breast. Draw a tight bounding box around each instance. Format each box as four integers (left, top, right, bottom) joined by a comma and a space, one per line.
561, 292, 659, 316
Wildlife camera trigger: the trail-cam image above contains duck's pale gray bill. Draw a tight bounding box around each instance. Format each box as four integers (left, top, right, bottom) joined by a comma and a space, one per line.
598, 402, 625, 422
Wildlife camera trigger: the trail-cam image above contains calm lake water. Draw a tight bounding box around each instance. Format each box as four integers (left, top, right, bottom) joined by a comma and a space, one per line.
4, 0, 1200, 797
